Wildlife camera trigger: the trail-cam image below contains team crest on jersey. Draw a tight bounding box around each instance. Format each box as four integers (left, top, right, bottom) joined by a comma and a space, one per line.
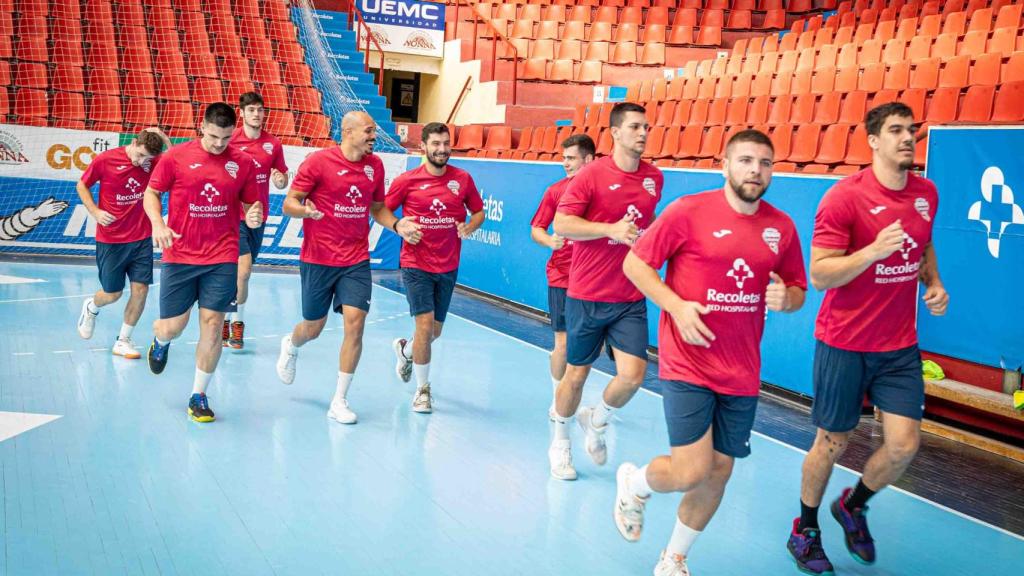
642, 177, 657, 196
224, 161, 239, 179
914, 197, 931, 222
762, 227, 781, 254
262, 142, 274, 155
364, 165, 375, 181
447, 180, 460, 195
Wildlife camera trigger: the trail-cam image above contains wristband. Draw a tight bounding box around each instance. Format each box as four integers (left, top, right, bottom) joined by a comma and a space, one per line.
392, 219, 399, 233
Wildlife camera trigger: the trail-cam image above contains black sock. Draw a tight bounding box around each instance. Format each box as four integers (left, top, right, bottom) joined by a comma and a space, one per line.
844, 480, 877, 510
798, 500, 819, 531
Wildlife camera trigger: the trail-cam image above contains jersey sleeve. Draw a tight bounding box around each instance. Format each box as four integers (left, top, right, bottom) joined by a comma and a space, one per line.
371, 158, 386, 202
631, 198, 688, 271
147, 152, 175, 192
811, 186, 854, 250
384, 172, 409, 211
240, 158, 260, 204
530, 186, 557, 228
557, 170, 593, 216
272, 139, 288, 173
776, 220, 809, 291
463, 174, 484, 213
290, 154, 320, 194
80, 153, 104, 188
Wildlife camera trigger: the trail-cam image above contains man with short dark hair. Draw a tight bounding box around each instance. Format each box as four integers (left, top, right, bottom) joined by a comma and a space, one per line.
76, 127, 170, 359
388, 122, 485, 414
222, 91, 289, 349
143, 102, 263, 423
548, 102, 664, 480
617, 129, 807, 576
787, 102, 948, 574
530, 133, 596, 419
275, 111, 420, 424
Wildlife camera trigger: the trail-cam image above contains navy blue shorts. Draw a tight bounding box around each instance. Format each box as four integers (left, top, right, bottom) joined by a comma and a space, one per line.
300, 260, 372, 320
95, 239, 153, 293
565, 297, 648, 366
238, 222, 266, 260
402, 267, 457, 323
662, 380, 759, 458
548, 286, 567, 332
811, 340, 925, 432
159, 263, 238, 318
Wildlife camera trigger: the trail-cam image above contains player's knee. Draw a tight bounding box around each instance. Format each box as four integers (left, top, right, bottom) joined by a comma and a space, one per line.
814, 430, 850, 461
884, 435, 920, 464
669, 460, 712, 491
103, 290, 124, 302
303, 318, 327, 339
131, 284, 148, 298
708, 455, 735, 487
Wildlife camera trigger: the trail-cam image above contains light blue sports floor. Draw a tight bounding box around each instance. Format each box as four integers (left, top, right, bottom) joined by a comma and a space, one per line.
0, 261, 1021, 575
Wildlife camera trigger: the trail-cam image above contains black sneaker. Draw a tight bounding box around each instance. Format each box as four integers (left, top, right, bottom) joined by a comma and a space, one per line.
188, 393, 215, 423
148, 338, 170, 375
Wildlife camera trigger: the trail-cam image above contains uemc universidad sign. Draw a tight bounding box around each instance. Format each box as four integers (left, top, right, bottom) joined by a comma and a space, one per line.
358, 0, 445, 58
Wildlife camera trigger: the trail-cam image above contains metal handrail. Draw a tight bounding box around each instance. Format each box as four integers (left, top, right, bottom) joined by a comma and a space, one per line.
447, 76, 473, 123
447, 0, 518, 105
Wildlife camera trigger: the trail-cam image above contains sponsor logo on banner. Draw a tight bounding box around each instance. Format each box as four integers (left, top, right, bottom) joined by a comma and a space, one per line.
0, 125, 118, 179
358, 0, 445, 58
968, 166, 1024, 259
762, 227, 780, 254
0, 129, 29, 166
914, 197, 931, 221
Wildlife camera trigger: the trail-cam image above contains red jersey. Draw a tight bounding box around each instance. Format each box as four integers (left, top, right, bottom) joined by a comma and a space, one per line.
385, 164, 484, 274
291, 148, 385, 267
812, 168, 938, 352
530, 177, 575, 288
148, 140, 259, 265
557, 156, 663, 303
230, 128, 287, 222
632, 190, 807, 396
81, 147, 158, 244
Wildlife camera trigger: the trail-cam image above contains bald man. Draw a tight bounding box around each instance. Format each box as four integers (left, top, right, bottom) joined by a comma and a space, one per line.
276, 112, 421, 424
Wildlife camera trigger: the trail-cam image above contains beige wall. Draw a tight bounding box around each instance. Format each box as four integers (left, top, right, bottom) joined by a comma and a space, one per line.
415, 40, 505, 125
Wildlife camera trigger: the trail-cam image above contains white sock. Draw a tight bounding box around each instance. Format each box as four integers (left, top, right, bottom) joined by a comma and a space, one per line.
553, 414, 571, 441
592, 400, 615, 427
118, 322, 134, 341
630, 464, 652, 498
192, 368, 212, 395
666, 519, 701, 558
551, 376, 560, 394
155, 336, 169, 346
234, 304, 245, 323
87, 299, 99, 314
402, 338, 414, 359
285, 334, 298, 353
414, 362, 430, 388
335, 371, 353, 400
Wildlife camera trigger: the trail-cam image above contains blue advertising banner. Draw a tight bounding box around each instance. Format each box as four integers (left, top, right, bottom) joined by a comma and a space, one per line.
922, 127, 1024, 370
358, 0, 446, 57
420, 155, 837, 396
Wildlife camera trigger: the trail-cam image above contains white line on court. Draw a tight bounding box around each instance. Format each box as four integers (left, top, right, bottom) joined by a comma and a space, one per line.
0, 282, 161, 304
374, 283, 1024, 543
11, 352, 34, 356
52, 350, 72, 354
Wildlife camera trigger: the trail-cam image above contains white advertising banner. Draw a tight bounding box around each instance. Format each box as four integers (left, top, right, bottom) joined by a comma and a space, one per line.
357, 0, 445, 59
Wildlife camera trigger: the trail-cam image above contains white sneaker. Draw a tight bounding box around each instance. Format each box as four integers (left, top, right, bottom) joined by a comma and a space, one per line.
412, 384, 432, 413
577, 406, 608, 466
328, 397, 357, 424
111, 338, 141, 359
276, 335, 297, 385
614, 462, 649, 542
548, 438, 577, 481
653, 550, 691, 576
393, 338, 412, 382
77, 298, 97, 339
